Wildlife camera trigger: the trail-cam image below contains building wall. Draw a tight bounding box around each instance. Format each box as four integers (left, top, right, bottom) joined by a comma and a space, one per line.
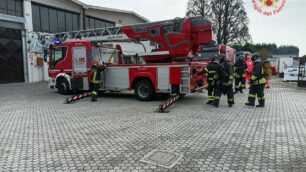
0, 0, 27, 83
31, 0, 81, 13
85, 9, 145, 26
1, 0, 148, 83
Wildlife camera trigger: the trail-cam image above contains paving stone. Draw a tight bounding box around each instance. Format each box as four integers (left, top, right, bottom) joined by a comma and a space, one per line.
0, 79, 305, 171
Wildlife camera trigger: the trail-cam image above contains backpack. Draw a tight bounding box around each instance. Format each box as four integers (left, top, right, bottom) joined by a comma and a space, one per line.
263, 60, 272, 76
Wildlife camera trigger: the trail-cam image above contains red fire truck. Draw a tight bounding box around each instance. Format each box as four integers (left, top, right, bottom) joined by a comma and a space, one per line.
47, 16, 216, 102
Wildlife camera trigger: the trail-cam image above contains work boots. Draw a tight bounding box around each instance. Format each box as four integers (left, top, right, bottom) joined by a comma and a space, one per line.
91, 96, 97, 102
206, 100, 214, 105
245, 102, 255, 107
256, 100, 265, 108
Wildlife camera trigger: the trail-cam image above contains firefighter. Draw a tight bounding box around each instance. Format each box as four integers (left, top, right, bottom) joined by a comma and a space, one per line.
213, 55, 235, 107
263, 59, 272, 89
234, 54, 248, 93
90, 61, 105, 102
245, 54, 266, 107
198, 55, 219, 105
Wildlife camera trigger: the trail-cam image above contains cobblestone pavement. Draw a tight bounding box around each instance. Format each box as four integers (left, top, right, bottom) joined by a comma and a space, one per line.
0, 79, 306, 172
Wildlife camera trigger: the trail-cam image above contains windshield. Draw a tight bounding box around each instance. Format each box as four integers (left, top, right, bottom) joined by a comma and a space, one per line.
51, 47, 67, 66
195, 51, 219, 61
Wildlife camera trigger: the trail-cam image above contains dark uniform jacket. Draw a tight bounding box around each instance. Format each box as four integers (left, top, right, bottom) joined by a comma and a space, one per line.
90, 66, 105, 84
217, 61, 234, 84
250, 61, 266, 85
234, 60, 247, 76
202, 61, 219, 82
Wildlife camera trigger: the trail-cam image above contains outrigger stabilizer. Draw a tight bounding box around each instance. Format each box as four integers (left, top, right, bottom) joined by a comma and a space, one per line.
65, 92, 183, 113
157, 94, 183, 113
64, 92, 92, 104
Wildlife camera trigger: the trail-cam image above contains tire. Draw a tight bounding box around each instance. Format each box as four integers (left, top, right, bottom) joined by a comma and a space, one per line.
57, 78, 70, 95
134, 80, 155, 101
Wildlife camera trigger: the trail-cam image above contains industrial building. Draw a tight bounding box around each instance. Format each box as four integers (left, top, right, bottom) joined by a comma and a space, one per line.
0, 0, 148, 83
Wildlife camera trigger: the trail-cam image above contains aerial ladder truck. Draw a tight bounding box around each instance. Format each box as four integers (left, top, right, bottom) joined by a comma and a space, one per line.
43, 16, 216, 112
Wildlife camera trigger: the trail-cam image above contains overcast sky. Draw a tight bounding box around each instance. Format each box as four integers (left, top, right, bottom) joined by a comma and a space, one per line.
80, 0, 306, 56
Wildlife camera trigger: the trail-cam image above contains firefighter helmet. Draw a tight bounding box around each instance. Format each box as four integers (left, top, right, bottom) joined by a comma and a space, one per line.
251, 53, 260, 62
239, 54, 245, 61
92, 61, 99, 67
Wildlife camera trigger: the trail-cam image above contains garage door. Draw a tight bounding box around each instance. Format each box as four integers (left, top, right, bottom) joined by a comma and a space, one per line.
0, 27, 24, 83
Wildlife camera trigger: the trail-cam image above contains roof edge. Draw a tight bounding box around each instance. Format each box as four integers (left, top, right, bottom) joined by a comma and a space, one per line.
70, 0, 149, 22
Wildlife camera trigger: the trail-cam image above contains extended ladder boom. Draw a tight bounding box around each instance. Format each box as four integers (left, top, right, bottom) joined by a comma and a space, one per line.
50, 16, 215, 63
55, 27, 131, 43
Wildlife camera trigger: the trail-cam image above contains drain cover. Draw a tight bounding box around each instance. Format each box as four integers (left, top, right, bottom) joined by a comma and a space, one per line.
140, 149, 183, 169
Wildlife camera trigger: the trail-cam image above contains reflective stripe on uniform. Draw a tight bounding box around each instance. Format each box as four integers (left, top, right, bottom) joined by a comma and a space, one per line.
92, 91, 97, 95
214, 96, 220, 100
258, 97, 265, 100
229, 75, 234, 80
208, 96, 215, 101
209, 71, 216, 74
204, 68, 209, 72
248, 94, 256, 98
235, 85, 240, 89
92, 71, 101, 84
234, 73, 238, 78
259, 78, 266, 84
228, 98, 234, 102
208, 78, 214, 81
251, 75, 257, 80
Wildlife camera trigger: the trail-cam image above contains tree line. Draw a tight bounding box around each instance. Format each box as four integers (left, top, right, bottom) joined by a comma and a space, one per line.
232, 43, 300, 58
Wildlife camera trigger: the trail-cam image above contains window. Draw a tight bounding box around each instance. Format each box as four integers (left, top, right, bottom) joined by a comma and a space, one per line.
32, 4, 40, 31
52, 47, 67, 65
194, 51, 219, 61
72, 14, 79, 31
65, 12, 73, 32
85, 16, 115, 30
32, 3, 80, 32
49, 9, 57, 32
57, 11, 65, 32
40, 6, 49, 32
0, 0, 23, 17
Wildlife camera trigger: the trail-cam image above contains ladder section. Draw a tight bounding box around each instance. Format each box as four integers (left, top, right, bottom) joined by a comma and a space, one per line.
54, 27, 130, 43
180, 66, 190, 94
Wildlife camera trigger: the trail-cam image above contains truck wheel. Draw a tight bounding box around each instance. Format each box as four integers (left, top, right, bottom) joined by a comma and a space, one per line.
134, 80, 155, 101
58, 78, 70, 95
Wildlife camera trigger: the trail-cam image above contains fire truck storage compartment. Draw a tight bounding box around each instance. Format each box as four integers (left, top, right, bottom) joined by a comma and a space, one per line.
104, 67, 129, 90
157, 67, 170, 92
72, 46, 87, 75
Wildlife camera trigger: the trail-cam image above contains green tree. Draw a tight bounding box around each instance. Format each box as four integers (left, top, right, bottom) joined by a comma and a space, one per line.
259, 48, 271, 60
186, 0, 251, 45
